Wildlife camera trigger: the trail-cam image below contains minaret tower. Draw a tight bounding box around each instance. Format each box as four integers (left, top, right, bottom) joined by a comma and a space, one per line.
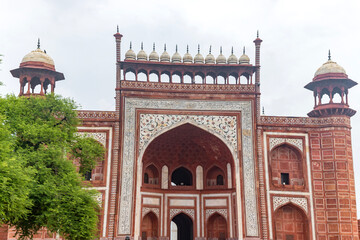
10, 39, 64, 96
305, 51, 357, 117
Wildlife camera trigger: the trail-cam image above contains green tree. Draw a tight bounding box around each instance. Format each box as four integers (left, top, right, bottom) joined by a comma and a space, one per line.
0, 94, 105, 240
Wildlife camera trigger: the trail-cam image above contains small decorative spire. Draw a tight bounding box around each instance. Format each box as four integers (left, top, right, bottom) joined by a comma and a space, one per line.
141, 42, 143, 50
209, 45, 212, 54
243, 46, 245, 54
37, 38, 40, 49
176, 44, 178, 52
220, 46, 223, 54
117, 25, 119, 33
153, 43, 155, 51
164, 44, 166, 51
198, 44, 200, 54
187, 45, 189, 53
130, 41, 132, 49
328, 49, 331, 61
231, 46, 234, 54
257, 30, 259, 38
262, 107, 265, 115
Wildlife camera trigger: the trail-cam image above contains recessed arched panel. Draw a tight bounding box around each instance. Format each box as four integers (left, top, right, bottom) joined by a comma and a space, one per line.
274, 204, 309, 240
206, 165, 226, 188
269, 144, 305, 189
207, 213, 227, 240
143, 164, 160, 186
141, 212, 159, 240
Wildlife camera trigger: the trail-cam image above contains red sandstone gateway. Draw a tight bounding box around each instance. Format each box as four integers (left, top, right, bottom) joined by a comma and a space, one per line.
4, 29, 358, 240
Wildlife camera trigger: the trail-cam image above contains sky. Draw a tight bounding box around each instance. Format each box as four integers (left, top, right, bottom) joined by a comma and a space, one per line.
1, 0, 360, 215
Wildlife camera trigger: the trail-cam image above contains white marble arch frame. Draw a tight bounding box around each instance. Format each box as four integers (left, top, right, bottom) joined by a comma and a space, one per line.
134, 119, 241, 239
118, 98, 258, 238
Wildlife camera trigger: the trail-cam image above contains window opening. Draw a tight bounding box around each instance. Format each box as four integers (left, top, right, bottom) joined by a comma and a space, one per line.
281, 173, 290, 185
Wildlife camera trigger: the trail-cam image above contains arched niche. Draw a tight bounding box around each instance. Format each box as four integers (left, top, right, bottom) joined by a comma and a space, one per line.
207, 213, 227, 240
141, 212, 159, 240
273, 204, 309, 240
269, 143, 305, 190
143, 164, 160, 187
206, 165, 226, 188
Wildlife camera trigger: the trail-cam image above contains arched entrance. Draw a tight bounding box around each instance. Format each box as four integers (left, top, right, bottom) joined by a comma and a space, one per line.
140, 123, 237, 239
171, 213, 193, 240
274, 204, 309, 240
207, 213, 227, 240
141, 212, 158, 240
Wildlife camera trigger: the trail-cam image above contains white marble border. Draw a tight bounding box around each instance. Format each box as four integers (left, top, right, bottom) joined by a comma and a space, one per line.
77, 127, 113, 237
119, 98, 258, 238
263, 132, 315, 240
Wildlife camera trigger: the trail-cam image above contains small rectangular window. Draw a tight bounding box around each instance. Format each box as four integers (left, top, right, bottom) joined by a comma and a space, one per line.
84, 171, 92, 181
281, 173, 290, 185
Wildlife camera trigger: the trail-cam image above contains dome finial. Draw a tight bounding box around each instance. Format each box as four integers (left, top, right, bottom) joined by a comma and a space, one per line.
117, 25, 119, 33
209, 45, 212, 54
153, 43, 155, 51
257, 30, 259, 38
130, 41, 132, 49
187, 45, 189, 53
231, 46, 234, 54
37, 38, 40, 49
164, 44, 166, 51
198, 44, 200, 54
243, 46, 245, 54
176, 44, 178, 52
220, 46, 223, 54
141, 42, 144, 50
328, 49, 331, 61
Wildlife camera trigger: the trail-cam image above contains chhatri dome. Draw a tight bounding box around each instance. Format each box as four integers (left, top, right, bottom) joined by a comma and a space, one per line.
314, 50, 346, 79
216, 47, 226, 64
227, 47, 238, 64
149, 43, 159, 62
171, 45, 182, 63
125, 42, 136, 60
205, 46, 215, 64
239, 47, 250, 64
20, 39, 55, 71
160, 44, 170, 62
194, 45, 204, 64
183, 45, 193, 63
137, 42, 148, 61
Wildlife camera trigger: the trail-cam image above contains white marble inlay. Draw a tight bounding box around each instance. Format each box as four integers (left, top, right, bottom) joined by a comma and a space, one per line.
170, 199, 195, 207
143, 197, 160, 206
269, 137, 303, 152
205, 199, 227, 207
273, 196, 308, 213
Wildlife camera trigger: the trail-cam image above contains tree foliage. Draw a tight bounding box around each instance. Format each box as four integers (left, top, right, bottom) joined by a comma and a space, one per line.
0, 94, 105, 240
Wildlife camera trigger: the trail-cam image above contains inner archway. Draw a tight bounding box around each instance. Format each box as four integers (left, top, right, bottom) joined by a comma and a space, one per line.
207, 213, 227, 240
141, 212, 158, 240
171, 213, 193, 240
142, 123, 234, 190
171, 167, 192, 186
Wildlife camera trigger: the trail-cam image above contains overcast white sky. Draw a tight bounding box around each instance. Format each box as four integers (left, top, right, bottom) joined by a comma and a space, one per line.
1, 0, 360, 215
